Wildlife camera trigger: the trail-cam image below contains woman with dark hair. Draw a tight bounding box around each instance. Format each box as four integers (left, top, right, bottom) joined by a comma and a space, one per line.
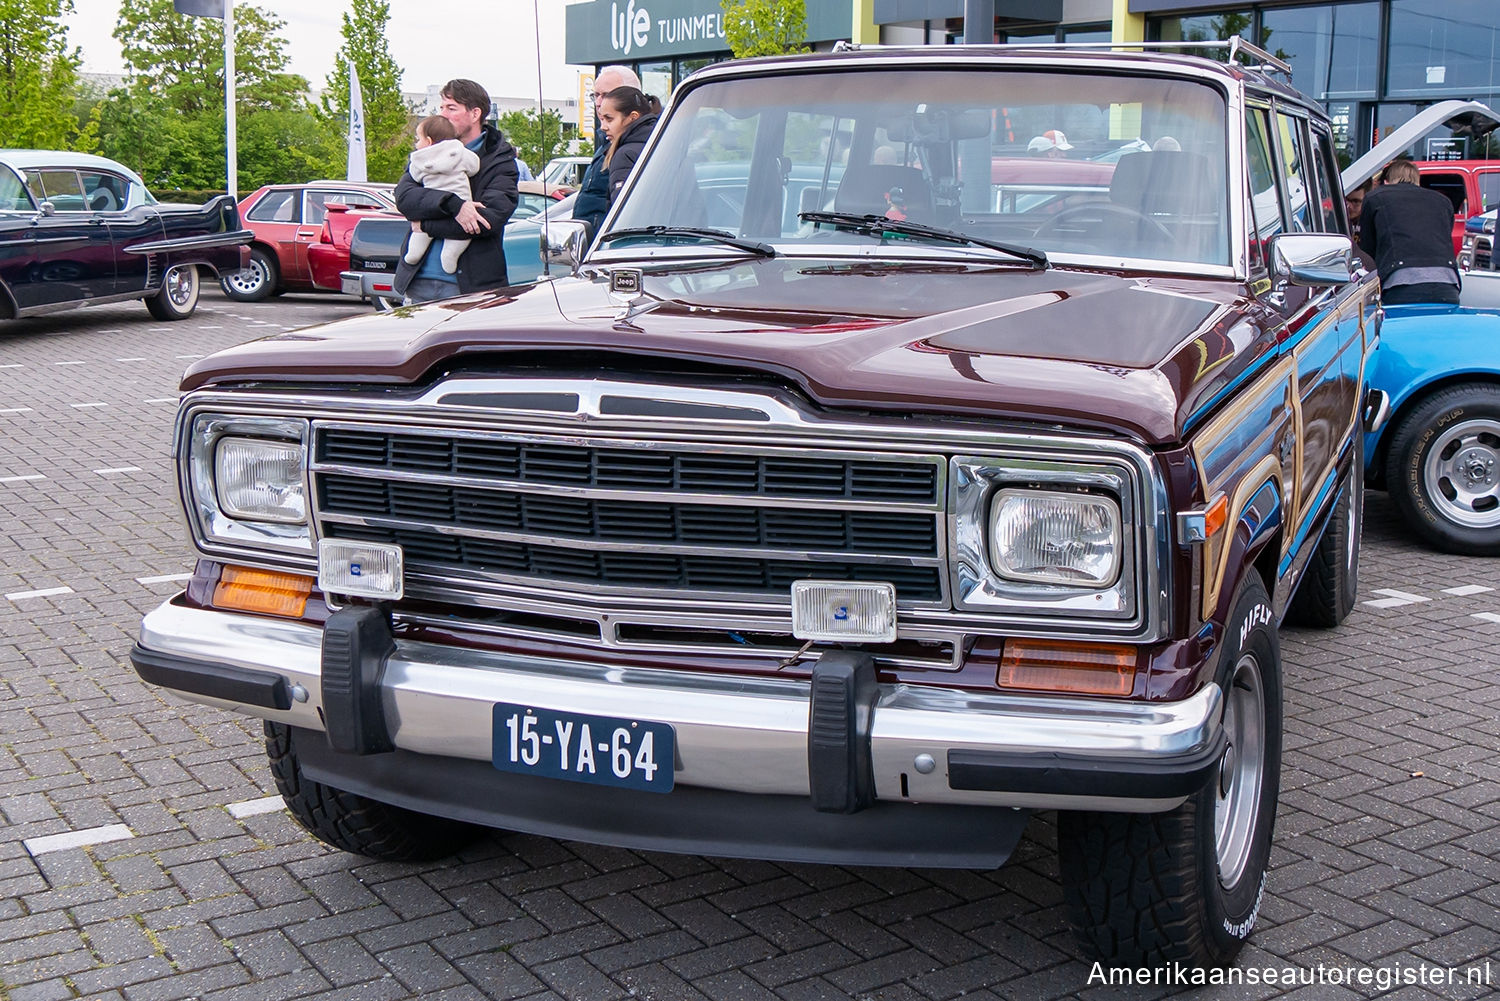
598, 86, 659, 207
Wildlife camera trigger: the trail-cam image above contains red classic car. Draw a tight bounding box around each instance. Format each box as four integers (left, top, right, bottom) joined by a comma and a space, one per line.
221, 181, 395, 301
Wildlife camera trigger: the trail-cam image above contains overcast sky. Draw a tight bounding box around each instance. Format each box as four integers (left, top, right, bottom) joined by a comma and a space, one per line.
66, 0, 585, 104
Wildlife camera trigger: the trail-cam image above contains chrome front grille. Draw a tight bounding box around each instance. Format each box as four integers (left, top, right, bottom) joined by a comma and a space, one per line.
311, 424, 948, 606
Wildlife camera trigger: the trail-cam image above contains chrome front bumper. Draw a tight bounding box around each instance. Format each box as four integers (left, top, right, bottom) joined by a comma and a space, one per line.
134, 599, 1223, 813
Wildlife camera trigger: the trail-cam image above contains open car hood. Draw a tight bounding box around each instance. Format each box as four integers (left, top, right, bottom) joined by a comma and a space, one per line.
1342, 100, 1500, 191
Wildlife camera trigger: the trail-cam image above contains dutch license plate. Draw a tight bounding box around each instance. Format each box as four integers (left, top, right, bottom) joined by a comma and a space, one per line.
491, 703, 675, 793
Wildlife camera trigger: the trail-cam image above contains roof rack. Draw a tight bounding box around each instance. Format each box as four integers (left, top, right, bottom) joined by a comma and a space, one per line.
832, 37, 1294, 81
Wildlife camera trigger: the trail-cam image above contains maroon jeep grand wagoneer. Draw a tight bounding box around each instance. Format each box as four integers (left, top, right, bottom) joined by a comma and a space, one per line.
132, 41, 1379, 967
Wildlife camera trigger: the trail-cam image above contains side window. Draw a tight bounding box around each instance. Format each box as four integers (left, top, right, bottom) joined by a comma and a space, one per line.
1246, 107, 1282, 270
0, 166, 35, 212
1274, 113, 1312, 233
21, 170, 45, 203
37, 169, 87, 211
1306, 126, 1343, 234
304, 190, 334, 226
78, 171, 128, 213
1419, 173, 1466, 217
247, 189, 298, 223
1478, 170, 1500, 213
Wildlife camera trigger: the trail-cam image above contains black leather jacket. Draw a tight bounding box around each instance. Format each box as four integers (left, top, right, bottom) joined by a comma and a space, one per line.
1358, 182, 1458, 284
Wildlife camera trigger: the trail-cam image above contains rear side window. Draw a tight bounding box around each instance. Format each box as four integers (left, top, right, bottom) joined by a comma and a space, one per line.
1478, 170, 1500, 212
1274, 113, 1312, 233
0, 166, 34, 211
248, 189, 299, 222
78, 171, 129, 212
1306, 126, 1343, 234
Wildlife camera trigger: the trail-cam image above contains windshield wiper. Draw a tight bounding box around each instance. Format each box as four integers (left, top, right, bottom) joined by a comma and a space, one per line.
599, 226, 776, 258
799, 211, 1048, 268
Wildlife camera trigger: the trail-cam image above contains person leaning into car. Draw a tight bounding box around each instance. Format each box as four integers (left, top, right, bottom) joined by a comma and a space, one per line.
395, 78, 519, 305
1358, 159, 1460, 306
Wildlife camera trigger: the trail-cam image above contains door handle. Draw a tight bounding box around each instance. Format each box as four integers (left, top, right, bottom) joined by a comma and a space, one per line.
296, 229, 319, 238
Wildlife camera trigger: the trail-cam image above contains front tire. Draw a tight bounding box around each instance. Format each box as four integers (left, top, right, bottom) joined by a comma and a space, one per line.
146, 264, 200, 320
220, 247, 277, 302
1387, 383, 1500, 555
1059, 574, 1282, 967
265, 722, 481, 861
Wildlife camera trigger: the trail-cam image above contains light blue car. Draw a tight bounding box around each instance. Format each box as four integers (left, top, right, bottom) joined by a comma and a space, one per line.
1344, 101, 1500, 554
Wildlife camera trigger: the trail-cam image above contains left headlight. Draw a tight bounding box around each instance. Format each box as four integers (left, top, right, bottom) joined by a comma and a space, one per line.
184, 413, 312, 555
989, 488, 1121, 587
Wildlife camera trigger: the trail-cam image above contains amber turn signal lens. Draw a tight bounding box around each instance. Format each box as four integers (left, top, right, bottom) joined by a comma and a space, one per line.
212, 566, 313, 618
999, 639, 1136, 696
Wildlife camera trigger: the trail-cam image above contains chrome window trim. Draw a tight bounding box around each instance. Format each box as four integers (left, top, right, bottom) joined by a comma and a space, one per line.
175, 378, 1171, 640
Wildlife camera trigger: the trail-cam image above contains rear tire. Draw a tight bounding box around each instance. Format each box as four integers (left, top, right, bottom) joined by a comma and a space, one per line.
1387, 383, 1500, 555
145, 264, 200, 320
265, 722, 481, 861
220, 248, 277, 302
1286, 441, 1362, 628
1059, 574, 1281, 967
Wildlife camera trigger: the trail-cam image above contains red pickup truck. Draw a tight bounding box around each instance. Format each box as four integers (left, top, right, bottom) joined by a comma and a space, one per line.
1413, 159, 1500, 254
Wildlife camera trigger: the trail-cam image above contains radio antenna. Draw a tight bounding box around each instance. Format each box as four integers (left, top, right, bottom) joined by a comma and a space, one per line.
534, 0, 551, 276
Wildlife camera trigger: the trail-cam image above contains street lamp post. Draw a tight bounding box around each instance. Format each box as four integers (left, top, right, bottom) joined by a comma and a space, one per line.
172, 0, 236, 195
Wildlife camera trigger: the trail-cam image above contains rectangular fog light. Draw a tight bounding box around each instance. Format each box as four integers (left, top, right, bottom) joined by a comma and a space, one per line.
791, 581, 897, 643
318, 540, 404, 600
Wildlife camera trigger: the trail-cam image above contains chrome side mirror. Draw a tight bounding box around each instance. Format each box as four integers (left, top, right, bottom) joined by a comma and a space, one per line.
540, 219, 591, 273
37, 201, 56, 218
1269, 233, 1355, 291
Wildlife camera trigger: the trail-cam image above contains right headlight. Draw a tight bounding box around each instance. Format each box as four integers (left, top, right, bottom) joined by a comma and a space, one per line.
183, 412, 313, 555
988, 488, 1121, 587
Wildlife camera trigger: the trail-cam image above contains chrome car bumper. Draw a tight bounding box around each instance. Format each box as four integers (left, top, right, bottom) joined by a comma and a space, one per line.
134, 599, 1225, 819
338, 269, 399, 302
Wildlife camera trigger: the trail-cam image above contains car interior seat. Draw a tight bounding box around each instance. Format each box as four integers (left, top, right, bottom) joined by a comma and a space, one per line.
833, 164, 934, 224
1107, 150, 1224, 258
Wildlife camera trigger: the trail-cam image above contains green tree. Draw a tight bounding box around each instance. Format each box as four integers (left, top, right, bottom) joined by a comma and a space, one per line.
0, 0, 88, 148
496, 108, 571, 181
721, 0, 808, 58
113, 0, 309, 115
321, 0, 411, 182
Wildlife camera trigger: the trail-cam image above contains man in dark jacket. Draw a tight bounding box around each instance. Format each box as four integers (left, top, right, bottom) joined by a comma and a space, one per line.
395, 78, 519, 304
572, 65, 641, 234
1359, 159, 1460, 305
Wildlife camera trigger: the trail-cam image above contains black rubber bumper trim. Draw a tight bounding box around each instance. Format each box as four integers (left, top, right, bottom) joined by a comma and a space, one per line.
291, 726, 1032, 869
320, 605, 395, 755
130, 644, 291, 711
807, 651, 878, 814
947, 731, 1227, 800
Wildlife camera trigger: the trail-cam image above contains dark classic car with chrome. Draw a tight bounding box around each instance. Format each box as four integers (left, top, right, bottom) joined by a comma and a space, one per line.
131, 42, 1377, 967
0, 150, 250, 320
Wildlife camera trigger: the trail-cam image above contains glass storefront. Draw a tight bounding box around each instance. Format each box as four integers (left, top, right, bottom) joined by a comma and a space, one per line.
1387, 0, 1500, 99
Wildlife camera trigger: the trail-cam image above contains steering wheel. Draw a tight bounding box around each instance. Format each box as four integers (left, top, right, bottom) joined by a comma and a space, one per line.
1034, 202, 1174, 243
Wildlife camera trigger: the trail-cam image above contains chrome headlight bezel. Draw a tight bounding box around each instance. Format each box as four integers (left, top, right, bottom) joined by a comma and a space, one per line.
184, 412, 313, 556
950, 456, 1139, 621
988, 487, 1123, 588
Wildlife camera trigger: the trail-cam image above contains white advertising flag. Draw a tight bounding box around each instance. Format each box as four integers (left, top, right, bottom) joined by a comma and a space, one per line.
347, 64, 368, 182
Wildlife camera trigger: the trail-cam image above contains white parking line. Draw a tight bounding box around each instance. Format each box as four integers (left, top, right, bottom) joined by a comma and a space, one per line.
144, 398, 177, 404
54, 361, 87, 366
116, 357, 147, 362
175, 354, 205, 360
0, 474, 45, 484
0, 363, 23, 369
5, 586, 74, 601
69, 403, 107, 409
0, 408, 34, 415
24, 824, 134, 857
1474, 613, 1500, 625
226, 796, 286, 819
1444, 585, 1495, 596
94, 466, 142, 475
1362, 588, 1431, 610
136, 573, 191, 585
199, 325, 224, 330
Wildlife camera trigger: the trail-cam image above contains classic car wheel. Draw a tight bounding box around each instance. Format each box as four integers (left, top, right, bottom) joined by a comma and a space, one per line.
1059, 574, 1281, 967
145, 264, 201, 321
1285, 439, 1362, 627
265, 722, 481, 861
1387, 383, 1500, 555
219, 248, 277, 302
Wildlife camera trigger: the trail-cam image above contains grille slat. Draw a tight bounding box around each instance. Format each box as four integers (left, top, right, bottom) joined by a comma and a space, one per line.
315, 427, 944, 603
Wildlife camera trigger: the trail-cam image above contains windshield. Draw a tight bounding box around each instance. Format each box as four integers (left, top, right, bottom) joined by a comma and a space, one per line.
608, 68, 1230, 268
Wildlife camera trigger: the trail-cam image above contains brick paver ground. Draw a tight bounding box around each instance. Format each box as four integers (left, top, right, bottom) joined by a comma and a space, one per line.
0, 291, 1496, 1001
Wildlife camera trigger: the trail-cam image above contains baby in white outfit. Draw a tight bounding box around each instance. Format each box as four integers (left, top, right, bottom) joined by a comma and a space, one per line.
403, 115, 482, 273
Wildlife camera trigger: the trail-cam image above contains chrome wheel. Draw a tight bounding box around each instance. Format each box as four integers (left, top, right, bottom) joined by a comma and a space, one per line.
165, 265, 197, 307
1215, 651, 1266, 889
1423, 417, 1500, 529
221, 257, 270, 297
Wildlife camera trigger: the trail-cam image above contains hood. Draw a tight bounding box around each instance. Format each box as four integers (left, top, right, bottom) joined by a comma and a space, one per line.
180, 259, 1265, 446
1342, 100, 1500, 191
